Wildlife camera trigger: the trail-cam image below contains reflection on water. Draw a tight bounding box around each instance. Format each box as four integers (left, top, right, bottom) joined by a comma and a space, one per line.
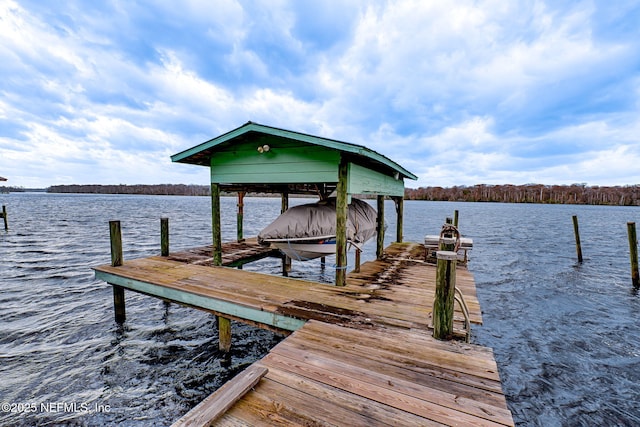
1, 193, 639, 425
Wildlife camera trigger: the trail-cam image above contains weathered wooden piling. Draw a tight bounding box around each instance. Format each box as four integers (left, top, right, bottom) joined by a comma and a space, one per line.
281, 192, 291, 275
237, 192, 245, 242
210, 184, 222, 266
161, 217, 169, 257
217, 316, 232, 353
572, 215, 583, 263
335, 160, 348, 286
453, 210, 459, 228
433, 250, 458, 340
628, 222, 639, 287
1, 205, 7, 230
376, 195, 385, 259
393, 196, 403, 242
109, 220, 125, 323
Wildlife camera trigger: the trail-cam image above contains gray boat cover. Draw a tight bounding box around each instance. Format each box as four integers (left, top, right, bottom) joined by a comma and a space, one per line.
258, 198, 378, 245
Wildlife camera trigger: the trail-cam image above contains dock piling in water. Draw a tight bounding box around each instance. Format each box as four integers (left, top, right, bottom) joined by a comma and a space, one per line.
109, 220, 126, 323
1, 205, 7, 230
237, 192, 245, 242
161, 217, 169, 257
628, 222, 639, 287
572, 215, 583, 263
217, 316, 232, 353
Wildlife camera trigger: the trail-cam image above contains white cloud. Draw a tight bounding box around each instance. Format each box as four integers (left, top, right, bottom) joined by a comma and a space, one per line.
1, 0, 639, 189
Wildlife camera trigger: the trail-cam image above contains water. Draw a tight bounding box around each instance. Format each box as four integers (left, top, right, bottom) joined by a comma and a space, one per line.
1, 194, 639, 426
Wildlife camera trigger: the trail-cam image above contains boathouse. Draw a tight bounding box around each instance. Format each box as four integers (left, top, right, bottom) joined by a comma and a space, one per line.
171, 121, 418, 286
94, 122, 515, 425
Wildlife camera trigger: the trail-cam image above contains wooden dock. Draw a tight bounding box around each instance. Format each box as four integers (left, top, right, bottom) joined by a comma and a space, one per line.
94, 240, 514, 426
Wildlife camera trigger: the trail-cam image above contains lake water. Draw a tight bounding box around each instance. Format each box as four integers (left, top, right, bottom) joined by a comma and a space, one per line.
1, 193, 639, 426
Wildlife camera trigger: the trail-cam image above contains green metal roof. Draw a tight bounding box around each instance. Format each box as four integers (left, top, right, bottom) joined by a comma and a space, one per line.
171, 121, 417, 181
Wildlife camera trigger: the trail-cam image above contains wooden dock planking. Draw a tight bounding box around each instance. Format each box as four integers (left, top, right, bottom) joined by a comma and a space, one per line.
95, 241, 514, 426
168, 238, 280, 267
248, 322, 512, 426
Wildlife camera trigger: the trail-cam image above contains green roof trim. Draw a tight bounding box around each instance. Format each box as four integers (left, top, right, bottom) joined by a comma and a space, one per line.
171, 121, 417, 181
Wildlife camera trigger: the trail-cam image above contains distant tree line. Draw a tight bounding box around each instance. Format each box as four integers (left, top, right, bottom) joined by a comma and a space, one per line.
0, 186, 45, 193
405, 183, 640, 206
47, 184, 210, 196
15, 183, 640, 206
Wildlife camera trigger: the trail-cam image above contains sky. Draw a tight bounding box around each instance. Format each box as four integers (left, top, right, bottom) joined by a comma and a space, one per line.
1, 0, 640, 189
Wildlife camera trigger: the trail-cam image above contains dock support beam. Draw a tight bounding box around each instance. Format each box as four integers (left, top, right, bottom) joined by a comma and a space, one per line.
376, 195, 385, 259
211, 183, 222, 266
433, 250, 457, 340
628, 222, 639, 287
237, 192, 245, 242
393, 196, 403, 243
335, 159, 348, 286
109, 220, 126, 323
281, 191, 291, 275
218, 316, 232, 353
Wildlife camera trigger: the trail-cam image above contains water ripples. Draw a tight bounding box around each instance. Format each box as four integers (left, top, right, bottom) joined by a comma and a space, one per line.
1, 194, 639, 425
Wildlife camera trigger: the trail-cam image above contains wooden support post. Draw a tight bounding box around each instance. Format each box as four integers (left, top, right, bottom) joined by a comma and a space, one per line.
113, 286, 126, 324
109, 220, 123, 267
282, 254, 292, 276
394, 196, 403, 243
1, 205, 7, 230
433, 250, 458, 340
160, 217, 169, 257
218, 316, 232, 353
281, 191, 289, 213
335, 159, 348, 286
572, 215, 583, 263
355, 248, 361, 273
281, 191, 291, 275
628, 222, 639, 287
237, 191, 245, 242
453, 210, 459, 228
376, 195, 385, 259
211, 183, 222, 266
109, 220, 125, 323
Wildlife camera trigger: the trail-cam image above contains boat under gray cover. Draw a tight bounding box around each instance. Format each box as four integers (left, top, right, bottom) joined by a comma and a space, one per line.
258, 198, 378, 246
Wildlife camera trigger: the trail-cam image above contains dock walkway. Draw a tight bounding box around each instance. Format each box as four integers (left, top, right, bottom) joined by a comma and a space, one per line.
94, 241, 513, 426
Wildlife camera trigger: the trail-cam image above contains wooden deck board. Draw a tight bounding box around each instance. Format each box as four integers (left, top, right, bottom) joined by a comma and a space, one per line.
95, 240, 513, 426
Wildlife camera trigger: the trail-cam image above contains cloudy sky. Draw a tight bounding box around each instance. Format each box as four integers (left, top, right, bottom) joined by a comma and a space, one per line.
1, 0, 639, 189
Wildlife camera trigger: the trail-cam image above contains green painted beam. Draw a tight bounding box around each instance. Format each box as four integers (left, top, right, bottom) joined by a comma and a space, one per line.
210, 144, 339, 184
94, 270, 307, 332
347, 162, 405, 196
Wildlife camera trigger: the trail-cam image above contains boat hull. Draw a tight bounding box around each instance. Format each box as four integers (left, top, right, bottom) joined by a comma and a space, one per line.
271, 240, 336, 260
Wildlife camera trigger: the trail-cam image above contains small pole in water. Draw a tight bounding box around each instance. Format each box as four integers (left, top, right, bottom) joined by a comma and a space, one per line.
109, 220, 126, 323
627, 222, 639, 287
453, 210, 459, 228
1, 205, 7, 230
160, 217, 169, 257
572, 215, 583, 263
